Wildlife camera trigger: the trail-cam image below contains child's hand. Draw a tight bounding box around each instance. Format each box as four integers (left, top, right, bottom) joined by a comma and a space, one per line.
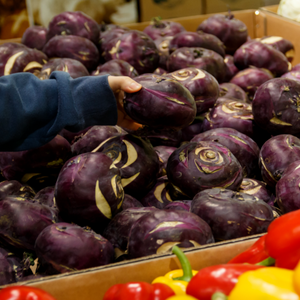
108, 76, 143, 131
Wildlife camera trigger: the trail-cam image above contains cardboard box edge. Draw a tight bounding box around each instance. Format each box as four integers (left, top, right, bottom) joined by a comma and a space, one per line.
23, 235, 260, 300
0, 233, 262, 290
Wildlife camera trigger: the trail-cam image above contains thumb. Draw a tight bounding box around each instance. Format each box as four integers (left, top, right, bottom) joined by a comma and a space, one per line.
108, 76, 142, 94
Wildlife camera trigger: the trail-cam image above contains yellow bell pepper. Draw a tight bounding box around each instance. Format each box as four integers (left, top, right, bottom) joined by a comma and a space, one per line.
293, 259, 300, 295
152, 269, 198, 295
228, 267, 299, 300
152, 246, 198, 295
165, 295, 198, 300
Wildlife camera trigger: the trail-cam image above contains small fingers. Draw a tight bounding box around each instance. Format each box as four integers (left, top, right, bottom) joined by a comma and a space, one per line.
108, 76, 142, 94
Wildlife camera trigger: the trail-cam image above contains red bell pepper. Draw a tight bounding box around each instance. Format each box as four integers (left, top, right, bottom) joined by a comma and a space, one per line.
185, 264, 264, 300
227, 235, 269, 264
0, 286, 57, 300
103, 282, 175, 300
265, 209, 300, 270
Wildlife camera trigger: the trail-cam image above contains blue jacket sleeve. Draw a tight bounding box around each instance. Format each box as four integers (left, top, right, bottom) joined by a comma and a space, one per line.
0, 71, 118, 151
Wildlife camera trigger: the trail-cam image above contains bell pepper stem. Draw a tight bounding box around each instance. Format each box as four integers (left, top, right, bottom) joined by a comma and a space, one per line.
255, 257, 276, 266
212, 292, 228, 300
172, 245, 193, 282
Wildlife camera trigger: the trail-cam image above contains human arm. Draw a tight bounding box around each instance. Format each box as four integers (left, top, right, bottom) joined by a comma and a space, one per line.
0, 71, 141, 151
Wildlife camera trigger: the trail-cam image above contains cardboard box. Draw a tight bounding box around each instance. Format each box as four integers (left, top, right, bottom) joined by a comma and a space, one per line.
261, 4, 278, 13
258, 5, 300, 66
125, 8, 261, 37
125, 7, 300, 66
2, 6, 300, 67
23, 235, 260, 300
138, 0, 280, 21
0, 0, 32, 39
139, 0, 204, 22
204, 0, 262, 14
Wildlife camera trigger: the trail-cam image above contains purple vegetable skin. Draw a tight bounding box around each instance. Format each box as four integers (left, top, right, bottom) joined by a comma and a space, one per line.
181, 121, 204, 142
154, 36, 172, 70
197, 13, 248, 54
0, 247, 23, 285
122, 194, 143, 210
154, 145, 177, 177
191, 188, 274, 241
33, 186, 55, 208
39, 58, 89, 79
164, 200, 192, 212
127, 209, 214, 258
238, 178, 274, 205
258, 36, 294, 62
276, 160, 300, 213
191, 127, 260, 178
0, 198, 59, 250
167, 183, 193, 201
71, 125, 126, 156
169, 31, 225, 57
92, 59, 138, 78
131, 126, 182, 148
123, 74, 196, 130
102, 207, 157, 251
291, 64, 300, 72
0, 180, 36, 200
154, 67, 168, 76
21, 26, 47, 51
140, 176, 173, 209
93, 134, 159, 199
55, 152, 124, 232
252, 78, 300, 136
0, 135, 71, 181
165, 67, 219, 114
233, 40, 289, 76
99, 25, 130, 56
58, 127, 92, 145
46, 11, 100, 44
259, 134, 300, 188
281, 71, 300, 81
35, 222, 114, 273
102, 30, 159, 74
0, 42, 47, 76
230, 67, 274, 100
202, 99, 254, 138
219, 82, 249, 102
214, 96, 247, 105
43, 35, 99, 71
143, 18, 186, 40
223, 55, 239, 82
167, 141, 243, 198
167, 47, 226, 82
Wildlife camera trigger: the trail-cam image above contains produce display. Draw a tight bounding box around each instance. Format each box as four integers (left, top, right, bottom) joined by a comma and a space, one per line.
102, 234, 300, 299
1, 9, 300, 299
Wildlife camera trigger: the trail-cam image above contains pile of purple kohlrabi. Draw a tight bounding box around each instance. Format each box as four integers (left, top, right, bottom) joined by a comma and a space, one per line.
2, 9, 299, 285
